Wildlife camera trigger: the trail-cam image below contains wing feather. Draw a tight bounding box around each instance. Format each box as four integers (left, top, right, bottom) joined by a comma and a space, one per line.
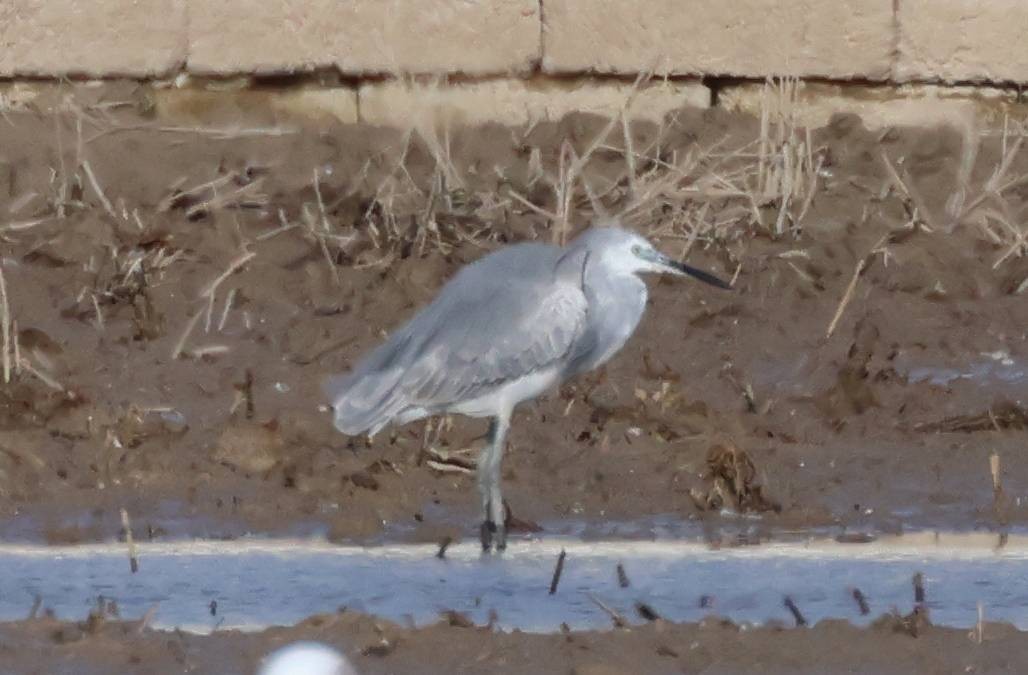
326, 242, 588, 435
411, 279, 587, 406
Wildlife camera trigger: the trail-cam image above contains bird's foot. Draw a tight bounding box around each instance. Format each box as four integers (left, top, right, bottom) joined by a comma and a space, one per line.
479, 520, 494, 551
479, 520, 507, 552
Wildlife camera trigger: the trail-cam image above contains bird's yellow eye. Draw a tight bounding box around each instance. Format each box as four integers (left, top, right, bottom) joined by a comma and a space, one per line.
631, 245, 642, 255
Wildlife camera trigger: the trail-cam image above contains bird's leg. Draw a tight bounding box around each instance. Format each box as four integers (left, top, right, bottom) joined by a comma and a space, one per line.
478, 415, 510, 552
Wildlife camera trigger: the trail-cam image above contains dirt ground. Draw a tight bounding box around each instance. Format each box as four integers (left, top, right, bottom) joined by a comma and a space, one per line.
1, 609, 1026, 675
1, 79, 1027, 671
0, 82, 1025, 545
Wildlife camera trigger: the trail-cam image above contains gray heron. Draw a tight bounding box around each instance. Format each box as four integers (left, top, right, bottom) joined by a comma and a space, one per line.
325, 223, 731, 551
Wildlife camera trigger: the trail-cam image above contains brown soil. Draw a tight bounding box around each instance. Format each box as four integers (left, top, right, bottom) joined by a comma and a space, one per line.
1, 610, 1025, 674
0, 81, 1025, 547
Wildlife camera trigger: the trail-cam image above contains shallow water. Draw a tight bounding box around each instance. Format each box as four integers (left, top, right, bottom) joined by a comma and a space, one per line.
2, 535, 1026, 634
899, 352, 1026, 394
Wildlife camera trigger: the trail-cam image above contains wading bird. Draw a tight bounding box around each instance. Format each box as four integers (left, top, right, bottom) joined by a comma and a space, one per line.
325, 222, 731, 551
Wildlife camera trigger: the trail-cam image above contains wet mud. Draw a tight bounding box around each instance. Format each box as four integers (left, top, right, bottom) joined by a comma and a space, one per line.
1, 80, 1028, 674
0, 81, 1024, 548
2, 608, 1027, 675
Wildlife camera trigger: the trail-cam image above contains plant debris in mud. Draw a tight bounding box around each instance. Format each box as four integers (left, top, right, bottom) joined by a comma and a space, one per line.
690, 442, 781, 514
873, 605, 932, 638
0, 79, 1026, 544
819, 314, 884, 427
913, 401, 1028, 433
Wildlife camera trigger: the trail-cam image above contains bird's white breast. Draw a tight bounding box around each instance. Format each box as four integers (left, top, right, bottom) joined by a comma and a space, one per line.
449, 365, 563, 418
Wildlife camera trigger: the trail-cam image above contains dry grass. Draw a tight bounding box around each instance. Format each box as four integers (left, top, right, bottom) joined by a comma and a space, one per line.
621, 78, 822, 236
120, 508, 139, 574
825, 232, 891, 339
17, 77, 1028, 283
752, 78, 821, 236
562, 77, 827, 261
949, 116, 1028, 267
171, 311, 203, 361
13, 77, 1025, 355
356, 119, 510, 260
0, 262, 10, 384
334, 73, 757, 264
130, 74, 816, 274
81, 160, 118, 221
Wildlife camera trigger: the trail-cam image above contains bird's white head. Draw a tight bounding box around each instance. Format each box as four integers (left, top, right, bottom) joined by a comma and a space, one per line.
572, 223, 732, 289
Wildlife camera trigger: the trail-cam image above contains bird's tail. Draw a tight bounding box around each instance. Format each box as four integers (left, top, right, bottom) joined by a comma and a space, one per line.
323, 367, 409, 437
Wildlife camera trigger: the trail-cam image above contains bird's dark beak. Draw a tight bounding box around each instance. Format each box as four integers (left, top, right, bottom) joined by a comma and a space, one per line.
659, 253, 733, 289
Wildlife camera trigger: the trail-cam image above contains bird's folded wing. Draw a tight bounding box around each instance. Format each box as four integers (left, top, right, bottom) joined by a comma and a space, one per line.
325, 243, 587, 434
403, 277, 589, 406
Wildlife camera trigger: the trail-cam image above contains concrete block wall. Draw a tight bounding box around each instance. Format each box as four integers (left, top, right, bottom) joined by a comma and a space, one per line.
895, 0, 1028, 84
542, 0, 896, 80
1, 1, 1025, 84
1, 1, 1026, 128
0, 0, 187, 77
187, 1, 541, 76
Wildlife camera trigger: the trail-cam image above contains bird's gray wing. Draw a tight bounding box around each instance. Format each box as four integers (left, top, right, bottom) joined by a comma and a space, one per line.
403, 271, 589, 407
326, 243, 588, 435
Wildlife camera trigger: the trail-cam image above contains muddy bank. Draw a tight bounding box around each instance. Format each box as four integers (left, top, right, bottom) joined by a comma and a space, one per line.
1, 608, 1025, 675
0, 82, 1025, 544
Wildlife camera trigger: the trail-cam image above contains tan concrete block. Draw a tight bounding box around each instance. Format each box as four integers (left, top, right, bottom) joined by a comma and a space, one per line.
719, 81, 1028, 135
896, 0, 1028, 84
542, 0, 893, 80
0, 0, 186, 77
358, 78, 710, 127
188, 0, 540, 76
154, 85, 359, 126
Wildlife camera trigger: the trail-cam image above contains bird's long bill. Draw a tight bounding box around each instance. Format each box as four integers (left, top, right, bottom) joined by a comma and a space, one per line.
660, 254, 733, 289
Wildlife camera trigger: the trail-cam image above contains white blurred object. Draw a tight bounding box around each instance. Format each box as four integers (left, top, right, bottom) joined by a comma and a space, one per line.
257, 641, 357, 675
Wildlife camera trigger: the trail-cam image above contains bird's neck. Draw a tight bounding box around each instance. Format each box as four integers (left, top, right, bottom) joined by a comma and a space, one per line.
580, 268, 648, 370
584, 267, 647, 304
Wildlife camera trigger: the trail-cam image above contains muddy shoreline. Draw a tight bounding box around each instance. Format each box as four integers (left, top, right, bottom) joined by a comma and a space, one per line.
0, 81, 1025, 549
2, 609, 1025, 675
1, 80, 1027, 674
